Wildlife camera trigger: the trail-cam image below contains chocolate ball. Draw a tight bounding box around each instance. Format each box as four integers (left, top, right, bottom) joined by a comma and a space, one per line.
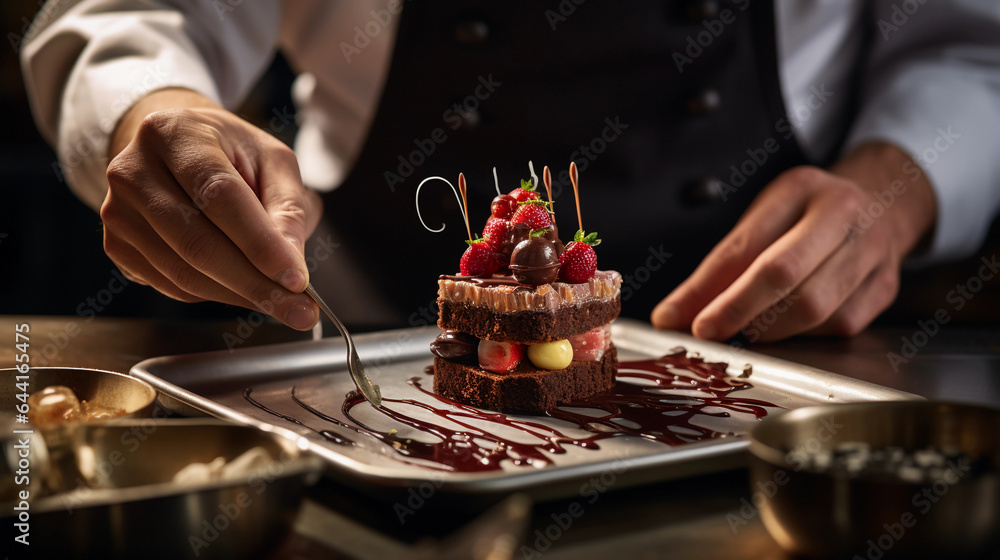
430, 330, 479, 360
510, 236, 560, 285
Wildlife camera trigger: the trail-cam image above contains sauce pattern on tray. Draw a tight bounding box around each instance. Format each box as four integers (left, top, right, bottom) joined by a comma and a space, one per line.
244, 350, 780, 473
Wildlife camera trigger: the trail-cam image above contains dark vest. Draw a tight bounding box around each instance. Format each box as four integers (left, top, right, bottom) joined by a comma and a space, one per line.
323, 0, 809, 326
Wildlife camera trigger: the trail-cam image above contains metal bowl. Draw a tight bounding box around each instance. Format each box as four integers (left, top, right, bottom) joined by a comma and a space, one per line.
0, 366, 159, 419
748, 401, 1000, 559
0, 367, 158, 500
0, 419, 322, 559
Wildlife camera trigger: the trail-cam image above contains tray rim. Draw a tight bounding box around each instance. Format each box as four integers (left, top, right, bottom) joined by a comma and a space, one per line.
130, 319, 923, 495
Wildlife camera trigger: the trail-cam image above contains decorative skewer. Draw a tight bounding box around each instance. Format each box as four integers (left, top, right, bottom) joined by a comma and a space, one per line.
543, 166, 554, 205
543, 165, 556, 224
528, 161, 539, 191
569, 161, 583, 232
458, 172, 472, 240
415, 176, 465, 233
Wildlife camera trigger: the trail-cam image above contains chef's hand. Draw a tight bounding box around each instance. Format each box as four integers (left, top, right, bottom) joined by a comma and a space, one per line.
102, 88, 322, 330
651, 142, 937, 342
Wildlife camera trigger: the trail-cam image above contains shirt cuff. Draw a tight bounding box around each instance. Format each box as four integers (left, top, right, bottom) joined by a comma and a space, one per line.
844, 63, 1000, 265
48, 13, 223, 211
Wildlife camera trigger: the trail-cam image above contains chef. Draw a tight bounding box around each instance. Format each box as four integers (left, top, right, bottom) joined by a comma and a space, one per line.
19, 1, 1000, 342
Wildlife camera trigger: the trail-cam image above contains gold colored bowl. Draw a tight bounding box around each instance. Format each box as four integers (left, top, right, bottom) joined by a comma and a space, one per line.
1, 367, 159, 500
749, 401, 1000, 559
0, 366, 159, 420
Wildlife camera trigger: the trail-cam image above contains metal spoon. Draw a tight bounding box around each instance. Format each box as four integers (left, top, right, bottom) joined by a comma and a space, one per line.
304, 283, 382, 407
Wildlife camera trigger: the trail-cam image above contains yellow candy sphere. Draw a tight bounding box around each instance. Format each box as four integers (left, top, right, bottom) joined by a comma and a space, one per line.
527, 339, 573, 370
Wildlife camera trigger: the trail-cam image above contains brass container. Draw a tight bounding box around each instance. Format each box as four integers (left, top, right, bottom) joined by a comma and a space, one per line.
749, 401, 1000, 559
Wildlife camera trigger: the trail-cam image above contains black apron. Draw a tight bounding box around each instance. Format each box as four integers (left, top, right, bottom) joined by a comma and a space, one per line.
323, 0, 818, 327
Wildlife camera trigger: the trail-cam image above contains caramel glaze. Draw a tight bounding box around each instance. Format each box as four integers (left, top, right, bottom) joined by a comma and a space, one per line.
243, 351, 779, 473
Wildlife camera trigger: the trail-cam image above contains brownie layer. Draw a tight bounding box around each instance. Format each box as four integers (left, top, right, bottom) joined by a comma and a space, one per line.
433, 346, 617, 413
438, 298, 620, 343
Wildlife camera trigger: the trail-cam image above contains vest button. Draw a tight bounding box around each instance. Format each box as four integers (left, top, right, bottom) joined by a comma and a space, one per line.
455, 107, 481, 129
455, 19, 490, 45
683, 177, 726, 205
686, 0, 720, 21
687, 88, 721, 115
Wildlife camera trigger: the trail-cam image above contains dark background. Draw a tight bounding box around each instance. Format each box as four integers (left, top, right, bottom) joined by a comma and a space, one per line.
2, 0, 999, 330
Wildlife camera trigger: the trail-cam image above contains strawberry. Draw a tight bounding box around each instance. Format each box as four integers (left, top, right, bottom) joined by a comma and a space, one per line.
558, 230, 600, 283
510, 201, 552, 230
491, 194, 517, 219
460, 239, 499, 277
478, 339, 525, 373
481, 216, 510, 252
508, 178, 539, 204
568, 325, 610, 361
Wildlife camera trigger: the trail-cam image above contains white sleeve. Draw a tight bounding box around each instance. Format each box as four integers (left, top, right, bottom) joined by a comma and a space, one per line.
844, 0, 1000, 262
20, 0, 281, 211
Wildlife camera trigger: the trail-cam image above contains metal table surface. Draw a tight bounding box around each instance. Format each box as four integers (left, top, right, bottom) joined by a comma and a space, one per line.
3, 315, 999, 559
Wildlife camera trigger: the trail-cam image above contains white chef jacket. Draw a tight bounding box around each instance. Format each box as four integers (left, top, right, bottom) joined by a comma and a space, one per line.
19, 0, 1000, 263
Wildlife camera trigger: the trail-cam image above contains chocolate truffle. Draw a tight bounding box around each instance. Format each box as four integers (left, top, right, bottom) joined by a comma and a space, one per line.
510, 235, 560, 285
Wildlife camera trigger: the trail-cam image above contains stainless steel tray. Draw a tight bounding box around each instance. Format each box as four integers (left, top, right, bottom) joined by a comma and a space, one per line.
130, 319, 920, 500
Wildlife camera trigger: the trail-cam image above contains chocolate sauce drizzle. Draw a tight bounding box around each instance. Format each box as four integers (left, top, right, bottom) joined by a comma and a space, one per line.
243, 387, 355, 446
242, 351, 778, 473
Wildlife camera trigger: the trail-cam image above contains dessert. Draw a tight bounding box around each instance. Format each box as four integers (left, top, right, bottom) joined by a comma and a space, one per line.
27, 385, 126, 425
418, 163, 622, 413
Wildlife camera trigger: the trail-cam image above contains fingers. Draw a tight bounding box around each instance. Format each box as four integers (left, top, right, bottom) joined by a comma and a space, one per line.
102, 195, 257, 309
692, 183, 864, 340
652, 154, 922, 343
143, 120, 311, 294
806, 260, 899, 338
104, 134, 319, 330
142, 184, 318, 329
652, 194, 800, 329
746, 225, 889, 342
652, 168, 830, 332
257, 145, 324, 264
